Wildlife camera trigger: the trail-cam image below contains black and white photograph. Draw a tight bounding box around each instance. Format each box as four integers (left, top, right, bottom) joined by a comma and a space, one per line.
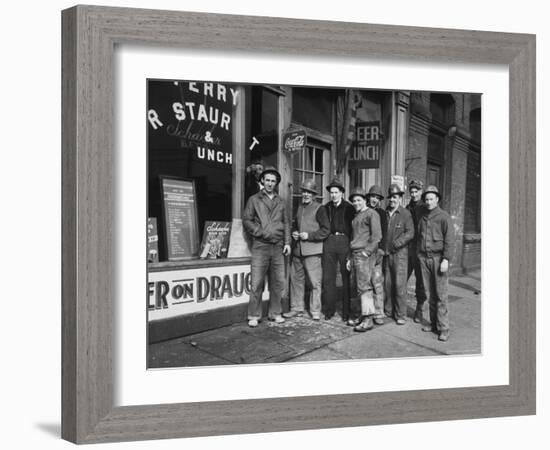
147, 79, 482, 368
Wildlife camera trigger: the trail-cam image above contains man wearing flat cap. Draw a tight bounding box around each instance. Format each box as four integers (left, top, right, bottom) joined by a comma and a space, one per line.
382, 184, 414, 325
284, 179, 330, 321
417, 185, 454, 342
243, 166, 291, 328
406, 179, 427, 323
322, 177, 355, 322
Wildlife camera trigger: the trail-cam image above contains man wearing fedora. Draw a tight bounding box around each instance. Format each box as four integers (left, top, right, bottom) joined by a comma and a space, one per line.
406, 179, 427, 323
243, 166, 291, 328
417, 185, 454, 341
322, 177, 355, 321
382, 184, 414, 325
347, 187, 382, 332
284, 179, 330, 321
366, 185, 388, 325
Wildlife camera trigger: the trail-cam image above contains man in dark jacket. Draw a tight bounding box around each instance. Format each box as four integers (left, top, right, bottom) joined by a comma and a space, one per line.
406, 179, 427, 322
285, 179, 330, 320
243, 166, 291, 327
382, 184, 414, 324
322, 177, 355, 322
417, 185, 455, 342
366, 185, 387, 325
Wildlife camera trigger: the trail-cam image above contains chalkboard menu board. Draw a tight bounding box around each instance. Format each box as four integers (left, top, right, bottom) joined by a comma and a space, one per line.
160, 177, 199, 260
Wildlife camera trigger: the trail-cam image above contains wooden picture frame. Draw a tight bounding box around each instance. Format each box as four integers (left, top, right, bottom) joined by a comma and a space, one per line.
61, 5, 535, 444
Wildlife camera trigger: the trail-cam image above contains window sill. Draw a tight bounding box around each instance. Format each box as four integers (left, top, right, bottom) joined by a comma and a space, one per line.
148, 256, 252, 272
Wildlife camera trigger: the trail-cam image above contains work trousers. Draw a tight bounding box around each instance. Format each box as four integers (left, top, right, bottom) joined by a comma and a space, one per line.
351, 252, 376, 316
418, 253, 450, 332
322, 235, 351, 319
408, 252, 427, 308
384, 251, 409, 320
372, 255, 385, 319
247, 241, 285, 320
289, 254, 322, 316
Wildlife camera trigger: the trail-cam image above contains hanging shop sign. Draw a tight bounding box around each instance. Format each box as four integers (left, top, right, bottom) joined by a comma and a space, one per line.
348, 120, 381, 169
147, 81, 237, 166
148, 264, 269, 320
283, 129, 307, 153
160, 177, 199, 260
391, 174, 405, 191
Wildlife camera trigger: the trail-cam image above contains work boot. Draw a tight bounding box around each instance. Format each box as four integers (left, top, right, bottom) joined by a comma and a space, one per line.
413, 308, 423, 323
422, 325, 437, 333
269, 315, 286, 324
282, 311, 302, 319
438, 330, 450, 342
354, 317, 374, 332
248, 319, 259, 328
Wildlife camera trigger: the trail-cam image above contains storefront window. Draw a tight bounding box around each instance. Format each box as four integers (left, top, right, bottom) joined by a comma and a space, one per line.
292, 140, 329, 213
245, 86, 280, 201
147, 79, 237, 261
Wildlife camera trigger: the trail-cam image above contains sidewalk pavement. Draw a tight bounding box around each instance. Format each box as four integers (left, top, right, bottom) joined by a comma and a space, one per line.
148, 270, 481, 368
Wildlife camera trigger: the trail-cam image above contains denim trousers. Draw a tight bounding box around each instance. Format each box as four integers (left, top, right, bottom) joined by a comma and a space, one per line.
289, 254, 322, 315
351, 252, 376, 316
247, 241, 285, 320
322, 235, 351, 319
408, 253, 427, 308
384, 251, 409, 320
372, 260, 385, 319
418, 254, 450, 331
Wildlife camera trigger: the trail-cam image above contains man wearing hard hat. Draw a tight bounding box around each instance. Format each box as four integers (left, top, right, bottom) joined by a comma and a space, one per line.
381, 184, 415, 325
285, 179, 330, 321
406, 179, 427, 323
347, 187, 382, 332
417, 185, 455, 342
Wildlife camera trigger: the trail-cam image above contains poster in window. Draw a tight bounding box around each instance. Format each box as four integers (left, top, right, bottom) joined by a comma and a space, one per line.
147, 217, 159, 263
199, 221, 232, 259
160, 177, 199, 260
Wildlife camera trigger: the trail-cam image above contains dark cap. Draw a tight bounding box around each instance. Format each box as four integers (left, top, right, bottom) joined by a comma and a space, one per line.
259, 166, 281, 184
326, 177, 345, 193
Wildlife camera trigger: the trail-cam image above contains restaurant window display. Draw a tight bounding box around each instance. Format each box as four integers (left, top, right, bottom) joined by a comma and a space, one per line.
147, 79, 237, 261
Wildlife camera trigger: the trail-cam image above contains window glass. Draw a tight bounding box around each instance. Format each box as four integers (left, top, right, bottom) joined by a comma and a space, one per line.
147, 79, 236, 261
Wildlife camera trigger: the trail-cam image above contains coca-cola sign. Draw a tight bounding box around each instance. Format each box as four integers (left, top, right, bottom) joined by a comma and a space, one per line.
283, 129, 307, 153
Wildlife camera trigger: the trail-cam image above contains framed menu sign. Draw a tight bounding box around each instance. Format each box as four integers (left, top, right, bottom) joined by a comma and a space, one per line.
160, 176, 199, 260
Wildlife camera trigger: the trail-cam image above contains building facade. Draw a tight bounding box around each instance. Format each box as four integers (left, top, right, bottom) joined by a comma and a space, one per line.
147, 80, 481, 342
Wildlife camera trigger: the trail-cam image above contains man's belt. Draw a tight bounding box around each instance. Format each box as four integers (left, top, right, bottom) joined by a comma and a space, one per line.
419, 250, 443, 258
331, 232, 346, 236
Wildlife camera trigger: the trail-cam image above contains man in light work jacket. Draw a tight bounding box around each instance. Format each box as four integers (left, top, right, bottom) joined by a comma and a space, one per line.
243, 166, 291, 328
406, 179, 427, 323
284, 179, 330, 321
417, 185, 455, 342
382, 184, 415, 325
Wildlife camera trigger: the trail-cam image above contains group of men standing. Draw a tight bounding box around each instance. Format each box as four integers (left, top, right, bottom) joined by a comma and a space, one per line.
242, 166, 454, 342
